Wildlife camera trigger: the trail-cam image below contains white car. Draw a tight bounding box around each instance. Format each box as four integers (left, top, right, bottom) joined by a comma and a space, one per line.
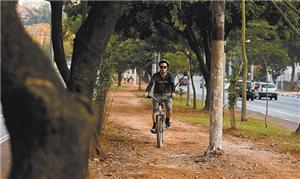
255, 82, 278, 100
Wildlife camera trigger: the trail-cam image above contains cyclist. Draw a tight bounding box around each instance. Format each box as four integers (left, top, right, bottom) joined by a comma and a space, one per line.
144, 59, 176, 134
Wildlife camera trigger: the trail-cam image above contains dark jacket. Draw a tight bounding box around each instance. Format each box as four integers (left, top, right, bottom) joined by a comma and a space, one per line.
146, 72, 175, 95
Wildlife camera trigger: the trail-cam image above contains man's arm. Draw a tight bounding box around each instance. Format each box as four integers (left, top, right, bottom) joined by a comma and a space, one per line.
170, 73, 175, 93
145, 74, 156, 97
170, 73, 176, 98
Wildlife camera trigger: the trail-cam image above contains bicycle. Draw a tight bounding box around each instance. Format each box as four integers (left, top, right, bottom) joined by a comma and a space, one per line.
147, 95, 171, 148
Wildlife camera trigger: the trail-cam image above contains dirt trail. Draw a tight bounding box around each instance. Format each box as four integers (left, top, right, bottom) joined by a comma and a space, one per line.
89, 85, 300, 179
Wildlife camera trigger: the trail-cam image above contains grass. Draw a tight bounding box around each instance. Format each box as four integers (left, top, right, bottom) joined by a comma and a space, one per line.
167, 95, 300, 153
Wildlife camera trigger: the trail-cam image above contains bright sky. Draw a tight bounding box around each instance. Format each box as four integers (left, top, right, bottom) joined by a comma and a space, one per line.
18, 0, 46, 6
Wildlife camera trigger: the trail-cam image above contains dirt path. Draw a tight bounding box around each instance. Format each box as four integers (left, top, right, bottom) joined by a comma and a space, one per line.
89, 85, 300, 179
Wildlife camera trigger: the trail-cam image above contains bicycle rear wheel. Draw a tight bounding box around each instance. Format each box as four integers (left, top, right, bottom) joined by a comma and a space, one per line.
156, 115, 163, 148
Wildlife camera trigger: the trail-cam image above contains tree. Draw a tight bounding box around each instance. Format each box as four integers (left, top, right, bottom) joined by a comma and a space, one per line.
1, 2, 93, 178
205, 0, 225, 155
252, 42, 289, 127
227, 50, 242, 129
241, 0, 248, 121
50, 1, 123, 158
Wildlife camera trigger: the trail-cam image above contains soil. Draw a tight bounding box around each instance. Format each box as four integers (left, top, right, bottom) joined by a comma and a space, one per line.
89, 85, 300, 179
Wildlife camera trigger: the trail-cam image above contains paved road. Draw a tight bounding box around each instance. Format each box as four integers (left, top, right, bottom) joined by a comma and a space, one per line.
180, 75, 300, 125
236, 96, 300, 124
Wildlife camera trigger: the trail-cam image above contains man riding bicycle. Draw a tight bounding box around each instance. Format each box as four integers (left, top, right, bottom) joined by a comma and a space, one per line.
145, 59, 176, 134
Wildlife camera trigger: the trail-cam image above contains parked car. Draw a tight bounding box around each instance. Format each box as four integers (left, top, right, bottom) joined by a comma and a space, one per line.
237, 80, 255, 101
255, 82, 278, 100
179, 76, 189, 86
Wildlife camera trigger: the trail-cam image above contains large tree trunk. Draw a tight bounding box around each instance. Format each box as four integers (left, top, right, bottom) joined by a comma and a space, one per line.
50, 1, 70, 87
69, 2, 121, 99
68, 2, 122, 158
1, 2, 93, 178
241, 0, 248, 121
205, 0, 225, 155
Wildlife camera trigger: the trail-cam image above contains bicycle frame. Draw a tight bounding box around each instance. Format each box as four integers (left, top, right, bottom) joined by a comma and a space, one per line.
147, 95, 171, 148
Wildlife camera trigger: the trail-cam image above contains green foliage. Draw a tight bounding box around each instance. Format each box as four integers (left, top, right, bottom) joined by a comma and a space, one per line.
227, 60, 241, 111
247, 20, 278, 41
250, 41, 289, 81
61, 14, 82, 58
164, 51, 188, 73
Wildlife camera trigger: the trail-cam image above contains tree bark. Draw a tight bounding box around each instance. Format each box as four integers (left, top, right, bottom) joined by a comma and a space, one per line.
1, 2, 93, 178
138, 70, 142, 90
291, 62, 295, 82
187, 39, 211, 111
241, 0, 248, 122
50, 1, 70, 87
205, 0, 225, 155
190, 73, 197, 110
69, 1, 122, 99
118, 71, 122, 87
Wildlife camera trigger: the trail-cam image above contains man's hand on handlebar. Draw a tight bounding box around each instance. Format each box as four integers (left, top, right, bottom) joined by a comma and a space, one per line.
171, 92, 176, 98
144, 92, 149, 98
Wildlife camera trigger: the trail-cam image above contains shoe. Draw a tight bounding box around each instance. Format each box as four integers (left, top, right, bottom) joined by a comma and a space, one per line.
150, 122, 156, 134
165, 119, 171, 128
150, 128, 157, 134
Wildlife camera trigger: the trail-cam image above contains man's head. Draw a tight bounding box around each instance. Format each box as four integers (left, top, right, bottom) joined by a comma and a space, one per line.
159, 59, 169, 74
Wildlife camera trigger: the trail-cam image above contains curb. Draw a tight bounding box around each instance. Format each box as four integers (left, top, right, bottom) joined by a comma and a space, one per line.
278, 93, 300, 98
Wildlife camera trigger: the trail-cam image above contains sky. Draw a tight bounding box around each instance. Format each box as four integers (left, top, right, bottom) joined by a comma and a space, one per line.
18, 0, 46, 6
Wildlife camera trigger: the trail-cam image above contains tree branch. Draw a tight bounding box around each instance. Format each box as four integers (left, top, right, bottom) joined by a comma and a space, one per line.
271, 0, 300, 37
283, 0, 300, 17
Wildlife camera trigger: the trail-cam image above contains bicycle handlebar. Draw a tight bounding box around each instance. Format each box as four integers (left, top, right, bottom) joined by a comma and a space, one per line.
146, 95, 172, 103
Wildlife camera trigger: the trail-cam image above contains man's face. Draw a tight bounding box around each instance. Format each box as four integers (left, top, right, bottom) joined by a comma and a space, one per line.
159, 62, 168, 73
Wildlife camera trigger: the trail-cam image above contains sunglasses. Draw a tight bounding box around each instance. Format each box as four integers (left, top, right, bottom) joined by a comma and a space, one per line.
160, 66, 167, 69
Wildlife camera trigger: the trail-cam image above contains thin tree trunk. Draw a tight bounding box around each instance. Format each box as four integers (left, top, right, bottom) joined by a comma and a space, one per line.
118, 71, 122, 87
231, 107, 237, 129
205, 0, 225, 155
1, 2, 93, 178
81, 1, 88, 22
50, 1, 70, 87
295, 123, 300, 134
138, 70, 142, 90
186, 60, 191, 106
241, 0, 248, 121
291, 61, 296, 89
191, 73, 197, 110
264, 58, 269, 128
